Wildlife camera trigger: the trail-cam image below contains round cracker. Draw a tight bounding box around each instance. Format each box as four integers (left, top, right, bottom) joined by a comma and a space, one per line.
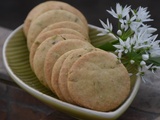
44, 39, 94, 91
67, 51, 130, 111
33, 36, 64, 88
37, 27, 88, 42
50, 50, 75, 100
23, 1, 88, 36
41, 21, 89, 41
58, 48, 97, 103
27, 9, 88, 50
30, 30, 86, 70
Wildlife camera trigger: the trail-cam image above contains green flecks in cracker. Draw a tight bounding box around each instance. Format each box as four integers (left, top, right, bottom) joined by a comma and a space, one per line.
116, 60, 121, 65
52, 35, 58, 40
51, 36, 58, 45
60, 35, 66, 40
78, 54, 82, 57
52, 41, 56, 45
41, 47, 46, 52
35, 41, 41, 45
59, 6, 63, 10
74, 18, 78, 22
36, 22, 43, 28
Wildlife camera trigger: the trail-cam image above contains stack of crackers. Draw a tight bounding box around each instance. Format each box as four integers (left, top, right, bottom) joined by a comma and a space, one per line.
23, 1, 131, 112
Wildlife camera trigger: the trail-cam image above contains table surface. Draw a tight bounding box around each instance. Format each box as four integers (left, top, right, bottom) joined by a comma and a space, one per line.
0, 26, 160, 120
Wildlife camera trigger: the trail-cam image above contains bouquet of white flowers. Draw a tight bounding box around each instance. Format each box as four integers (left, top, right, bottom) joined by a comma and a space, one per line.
98, 3, 160, 83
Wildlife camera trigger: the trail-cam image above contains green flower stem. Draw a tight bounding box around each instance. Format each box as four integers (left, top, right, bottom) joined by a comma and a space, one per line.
121, 29, 134, 40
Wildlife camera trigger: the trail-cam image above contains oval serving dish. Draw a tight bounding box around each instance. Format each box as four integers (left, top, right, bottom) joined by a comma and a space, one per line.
2, 24, 141, 120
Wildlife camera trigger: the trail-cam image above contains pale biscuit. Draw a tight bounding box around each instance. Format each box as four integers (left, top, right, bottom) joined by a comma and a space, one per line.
44, 39, 94, 91
67, 50, 130, 111
23, 1, 88, 36
39, 28, 88, 41
40, 21, 89, 40
50, 50, 75, 101
33, 35, 64, 88
27, 9, 88, 50
30, 28, 86, 70
58, 48, 97, 103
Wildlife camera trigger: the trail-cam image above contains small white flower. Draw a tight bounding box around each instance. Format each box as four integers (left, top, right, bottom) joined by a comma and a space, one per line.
150, 48, 160, 57
98, 19, 113, 36
132, 34, 145, 50
107, 3, 130, 19
147, 36, 160, 57
133, 30, 157, 50
129, 35, 136, 46
142, 25, 157, 35
136, 7, 153, 22
138, 64, 154, 83
125, 37, 132, 52
137, 25, 157, 39
120, 11, 137, 31
113, 37, 132, 54
130, 22, 142, 32
99, 3, 160, 83
113, 38, 125, 51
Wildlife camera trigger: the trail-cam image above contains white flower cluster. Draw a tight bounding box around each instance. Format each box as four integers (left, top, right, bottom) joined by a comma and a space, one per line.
99, 3, 160, 82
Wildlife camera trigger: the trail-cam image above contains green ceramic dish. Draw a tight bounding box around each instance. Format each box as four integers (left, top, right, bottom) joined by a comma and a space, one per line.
3, 25, 141, 120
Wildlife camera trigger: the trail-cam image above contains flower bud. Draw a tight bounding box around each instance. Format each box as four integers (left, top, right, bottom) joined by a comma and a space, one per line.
117, 30, 122, 36
142, 54, 149, 61
130, 60, 135, 64
121, 24, 125, 29
140, 61, 146, 66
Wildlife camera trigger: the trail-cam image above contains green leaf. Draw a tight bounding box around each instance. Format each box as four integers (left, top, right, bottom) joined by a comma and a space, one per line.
98, 42, 116, 51
148, 57, 160, 66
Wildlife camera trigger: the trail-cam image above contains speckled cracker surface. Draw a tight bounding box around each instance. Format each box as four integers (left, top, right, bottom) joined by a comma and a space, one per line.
51, 50, 74, 100
23, 1, 88, 36
58, 48, 97, 103
67, 51, 130, 111
27, 10, 87, 50
30, 28, 86, 70
41, 21, 89, 40
33, 36, 64, 87
44, 39, 94, 91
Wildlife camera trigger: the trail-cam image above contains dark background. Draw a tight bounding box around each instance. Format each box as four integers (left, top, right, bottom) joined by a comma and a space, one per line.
0, 0, 160, 38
